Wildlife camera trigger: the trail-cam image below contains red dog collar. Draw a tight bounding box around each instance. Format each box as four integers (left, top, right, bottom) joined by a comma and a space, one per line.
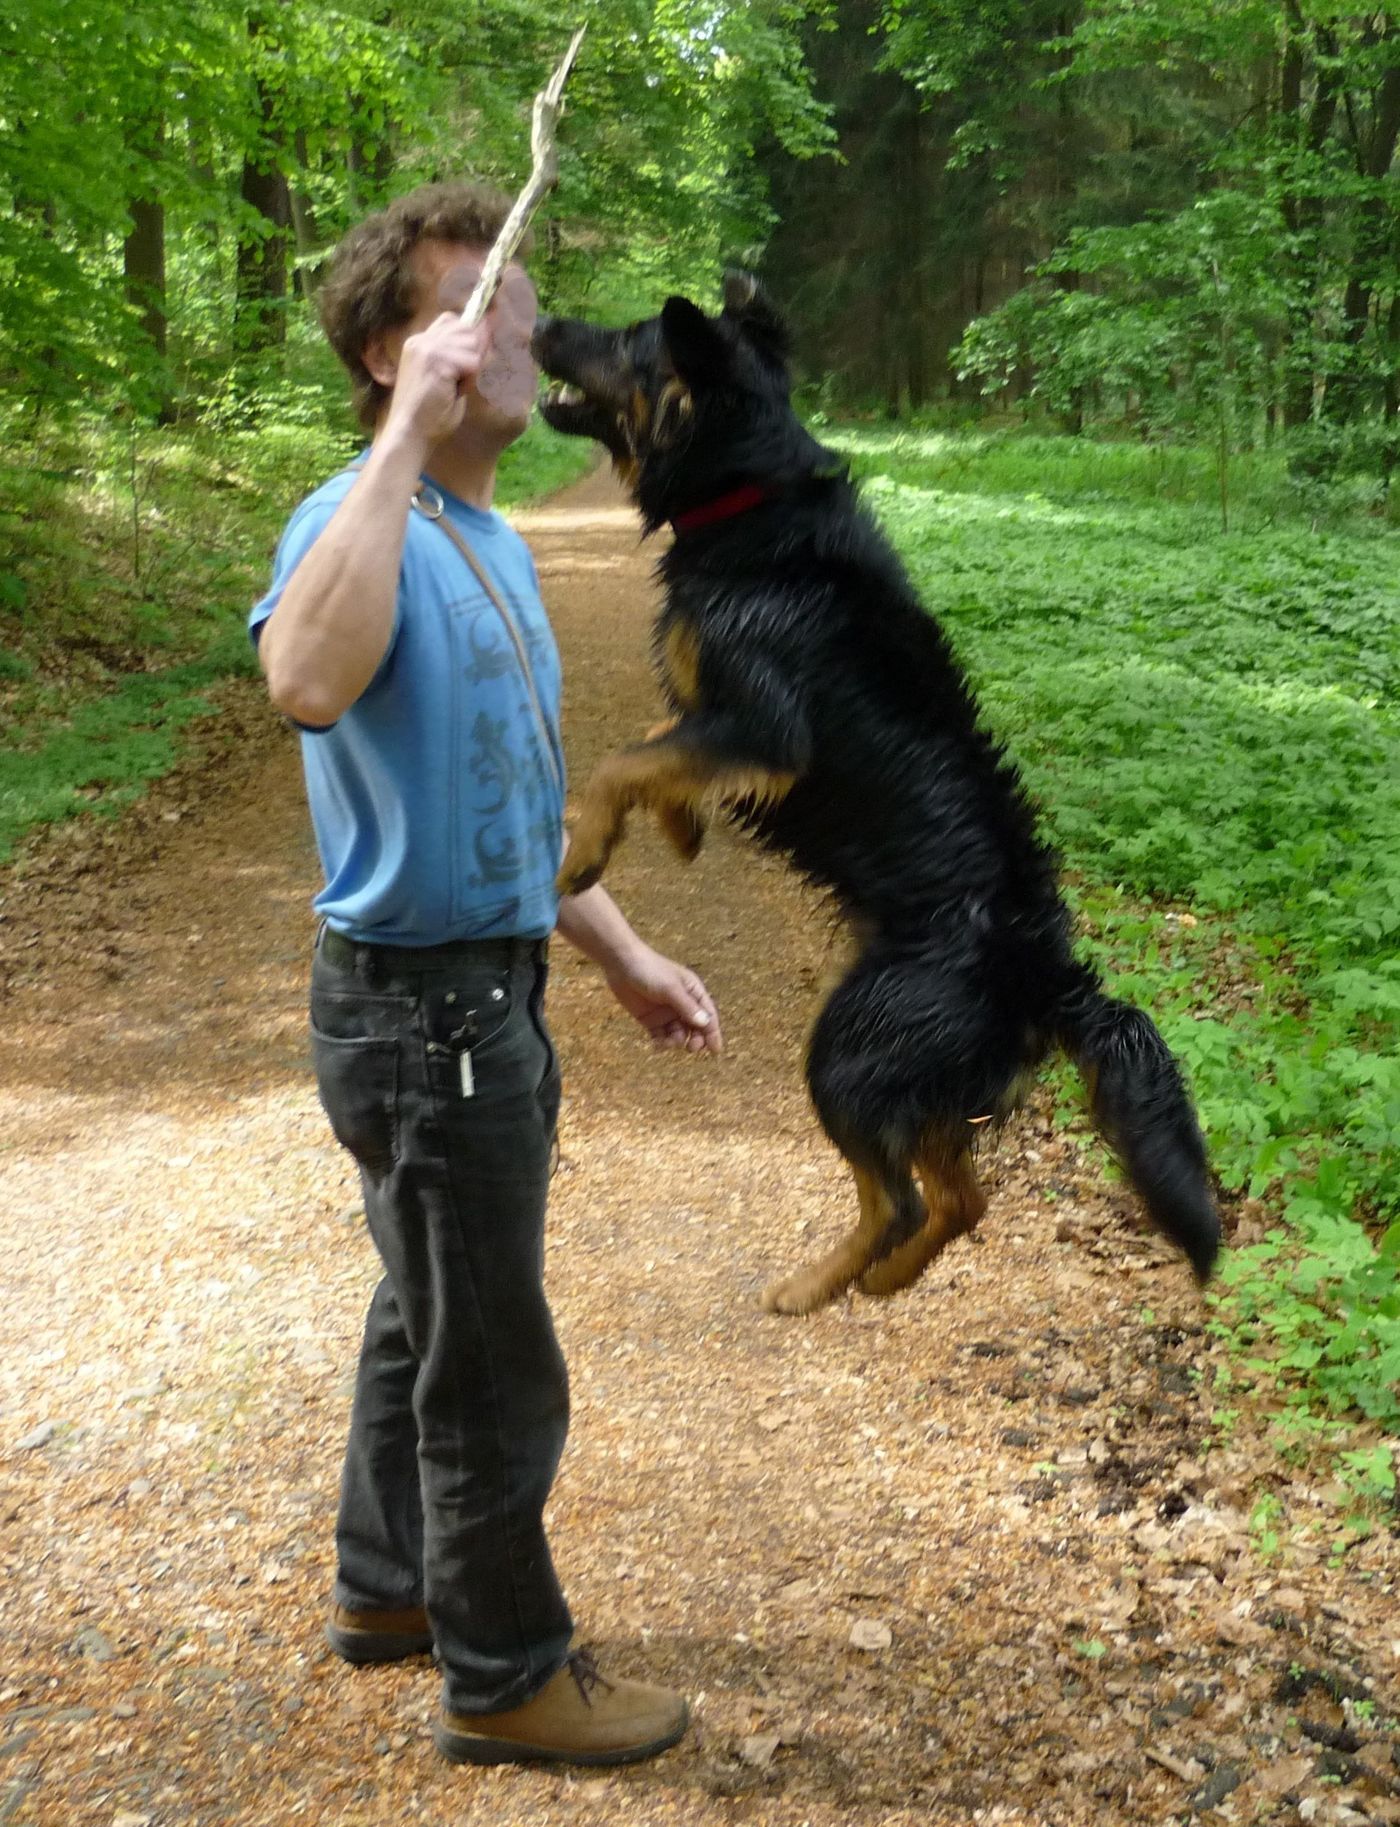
669, 482, 773, 537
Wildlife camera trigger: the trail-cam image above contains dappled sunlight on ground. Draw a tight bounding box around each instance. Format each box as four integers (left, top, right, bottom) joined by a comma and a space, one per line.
512, 505, 640, 535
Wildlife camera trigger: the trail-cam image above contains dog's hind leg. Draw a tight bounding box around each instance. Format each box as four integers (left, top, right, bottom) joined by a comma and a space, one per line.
761, 1159, 921, 1316
761, 942, 928, 1316
858, 1142, 986, 1298
795, 937, 1014, 1308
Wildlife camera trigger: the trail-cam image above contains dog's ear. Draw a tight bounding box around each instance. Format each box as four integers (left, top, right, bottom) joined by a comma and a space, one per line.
721, 269, 791, 362
661, 296, 731, 388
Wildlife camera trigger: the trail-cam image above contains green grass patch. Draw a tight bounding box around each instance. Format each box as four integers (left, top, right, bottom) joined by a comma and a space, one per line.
0, 406, 594, 863
827, 425, 1400, 1470
498, 418, 598, 505
809, 423, 1388, 525
0, 657, 231, 858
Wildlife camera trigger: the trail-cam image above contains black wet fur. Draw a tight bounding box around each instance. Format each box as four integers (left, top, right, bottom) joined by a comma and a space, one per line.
532, 279, 1221, 1286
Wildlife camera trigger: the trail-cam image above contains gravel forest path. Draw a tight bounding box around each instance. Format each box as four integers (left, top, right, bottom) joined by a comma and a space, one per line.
2, 464, 1398, 1827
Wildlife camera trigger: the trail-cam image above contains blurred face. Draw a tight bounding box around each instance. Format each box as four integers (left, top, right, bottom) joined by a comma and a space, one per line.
374, 238, 540, 446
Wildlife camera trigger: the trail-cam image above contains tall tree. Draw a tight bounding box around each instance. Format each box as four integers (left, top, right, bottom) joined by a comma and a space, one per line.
234, 12, 291, 366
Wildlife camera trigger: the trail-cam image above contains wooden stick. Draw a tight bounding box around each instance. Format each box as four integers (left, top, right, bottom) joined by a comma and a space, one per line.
459, 25, 586, 328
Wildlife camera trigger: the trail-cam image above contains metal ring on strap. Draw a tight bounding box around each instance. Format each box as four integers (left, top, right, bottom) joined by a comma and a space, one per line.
412, 482, 445, 520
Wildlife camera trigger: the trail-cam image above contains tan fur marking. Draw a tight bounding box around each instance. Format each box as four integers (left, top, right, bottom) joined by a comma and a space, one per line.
611, 453, 640, 489
653, 378, 693, 445
762, 1165, 893, 1315
858, 1150, 986, 1298
661, 622, 702, 711
656, 800, 706, 861
558, 738, 795, 894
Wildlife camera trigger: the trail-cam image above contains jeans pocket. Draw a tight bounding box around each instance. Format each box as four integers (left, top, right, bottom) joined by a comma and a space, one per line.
422, 972, 515, 1058
310, 1001, 403, 1179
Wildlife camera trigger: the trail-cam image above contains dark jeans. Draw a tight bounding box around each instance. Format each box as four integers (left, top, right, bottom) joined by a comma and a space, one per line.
309, 928, 573, 1715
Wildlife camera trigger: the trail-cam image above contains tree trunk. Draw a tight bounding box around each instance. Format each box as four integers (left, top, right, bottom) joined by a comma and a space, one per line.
235, 14, 291, 367
1279, 9, 1341, 427
288, 130, 323, 301
347, 129, 394, 212
123, 107, 167, 369
904, 103, 931, 409
123, 202, 166, 361
235, 155, 290, 361
1328, 56, 1400, 423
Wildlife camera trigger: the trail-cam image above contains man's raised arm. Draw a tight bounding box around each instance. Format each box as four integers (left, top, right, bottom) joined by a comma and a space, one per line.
257, 314, 490, 727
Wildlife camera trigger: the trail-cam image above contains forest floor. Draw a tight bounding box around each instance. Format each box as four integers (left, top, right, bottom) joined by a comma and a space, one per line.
2, 463, 1398, 1827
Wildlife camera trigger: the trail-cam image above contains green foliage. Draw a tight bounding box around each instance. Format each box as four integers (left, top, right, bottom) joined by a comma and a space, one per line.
948, 2, 1400, 460
829, 422, 1400, 1445
959, 191, 1291, 451
0, 666, 223, 864
1250, 1490, 1284, 1559
1, 1, 832, 423
496, 417, 598, 505
766, 0, 1400, 474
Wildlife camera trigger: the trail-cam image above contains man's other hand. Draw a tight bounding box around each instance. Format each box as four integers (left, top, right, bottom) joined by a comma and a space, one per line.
605, 946, 723, 1054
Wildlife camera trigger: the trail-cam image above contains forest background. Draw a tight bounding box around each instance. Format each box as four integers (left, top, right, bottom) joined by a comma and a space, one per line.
4, 1, 1399, 1515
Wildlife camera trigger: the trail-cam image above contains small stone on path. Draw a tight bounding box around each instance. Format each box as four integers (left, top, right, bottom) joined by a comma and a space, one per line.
848, 1618, 892, 1652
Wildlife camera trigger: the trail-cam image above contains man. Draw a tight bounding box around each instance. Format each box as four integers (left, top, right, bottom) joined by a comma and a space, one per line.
250, 182, 716, 1768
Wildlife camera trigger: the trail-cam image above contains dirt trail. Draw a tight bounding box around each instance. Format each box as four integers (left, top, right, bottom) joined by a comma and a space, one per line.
2, 464, 1397, 1827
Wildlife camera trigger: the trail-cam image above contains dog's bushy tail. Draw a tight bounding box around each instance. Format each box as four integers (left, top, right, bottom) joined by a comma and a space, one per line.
1055, 968, 1220, 1283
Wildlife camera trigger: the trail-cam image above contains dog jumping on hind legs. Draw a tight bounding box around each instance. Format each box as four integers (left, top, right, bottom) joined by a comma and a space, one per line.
531, 274, 1221, 1315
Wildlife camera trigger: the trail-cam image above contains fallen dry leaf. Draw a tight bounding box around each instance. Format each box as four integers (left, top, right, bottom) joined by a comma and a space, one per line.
1145, 1746, 1206, 1783
737, 1731, 782, 1769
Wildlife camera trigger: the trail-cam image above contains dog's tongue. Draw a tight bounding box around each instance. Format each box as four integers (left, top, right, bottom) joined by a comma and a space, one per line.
435, 261, 540, 418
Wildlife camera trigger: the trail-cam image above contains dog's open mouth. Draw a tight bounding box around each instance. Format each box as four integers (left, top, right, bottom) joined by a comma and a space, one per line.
544, 381, 588, 410
537, 376, 603, 436
537, 376, 619, 445
531, 317, 636, 453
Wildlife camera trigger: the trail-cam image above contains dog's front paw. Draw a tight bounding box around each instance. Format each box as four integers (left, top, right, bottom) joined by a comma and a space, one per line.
556, 854, 607, 897
557, 812, 621, 897
857, 1250, 918, 1298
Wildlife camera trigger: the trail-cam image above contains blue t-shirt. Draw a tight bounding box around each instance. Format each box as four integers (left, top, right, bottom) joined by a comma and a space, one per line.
249, 469, 565, 944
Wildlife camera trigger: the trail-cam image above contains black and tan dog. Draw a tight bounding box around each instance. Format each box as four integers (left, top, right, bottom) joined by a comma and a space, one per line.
532, 276, 1220, 1315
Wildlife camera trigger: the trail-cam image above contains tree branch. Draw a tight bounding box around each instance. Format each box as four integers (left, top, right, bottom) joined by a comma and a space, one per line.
460, 26, 586, 328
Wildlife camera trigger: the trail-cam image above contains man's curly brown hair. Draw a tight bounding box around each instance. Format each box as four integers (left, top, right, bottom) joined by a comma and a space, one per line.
319, 181, 533, 431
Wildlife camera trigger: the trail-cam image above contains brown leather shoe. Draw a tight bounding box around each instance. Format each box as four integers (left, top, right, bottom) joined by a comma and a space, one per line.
325, 1601, 433, 1665
433, 1648, 688, 1766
